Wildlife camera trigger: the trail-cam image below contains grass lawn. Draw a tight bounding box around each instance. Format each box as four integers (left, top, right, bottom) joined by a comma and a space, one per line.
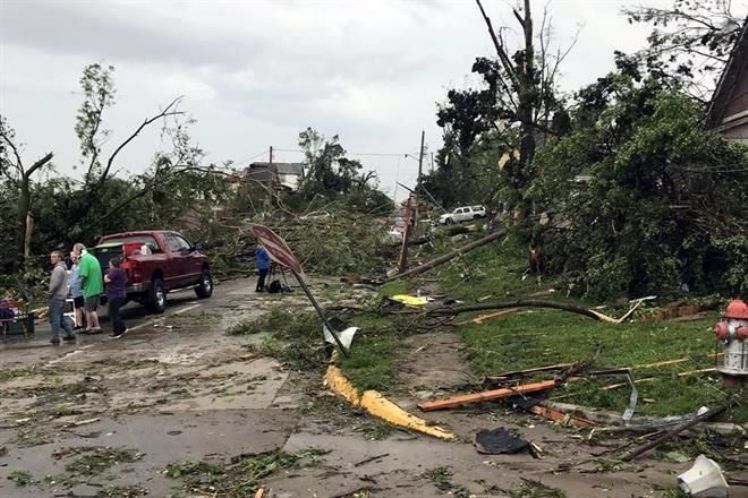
437, 233, 746, 421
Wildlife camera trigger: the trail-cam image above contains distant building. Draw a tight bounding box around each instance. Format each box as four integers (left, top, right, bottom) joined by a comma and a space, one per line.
246, 162, 305, 191
705, 18, 748, 144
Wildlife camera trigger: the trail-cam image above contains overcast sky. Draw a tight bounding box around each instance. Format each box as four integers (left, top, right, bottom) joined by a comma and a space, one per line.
0, 0, 716, 200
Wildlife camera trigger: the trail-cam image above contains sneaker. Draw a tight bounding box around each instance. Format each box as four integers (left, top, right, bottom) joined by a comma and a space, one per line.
62, 335, 76, 342
50, 337, 61, 345
90, 328, 104, 335
111, 329, 128, 339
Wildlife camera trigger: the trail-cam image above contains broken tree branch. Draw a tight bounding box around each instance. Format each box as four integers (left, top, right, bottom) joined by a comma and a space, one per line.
620, 401, 731, 461
24, 152, 53, 180
97, 96, 184, 188
385, 229, 506, 282
424, 298, 606, 321
475, 0, 520, 89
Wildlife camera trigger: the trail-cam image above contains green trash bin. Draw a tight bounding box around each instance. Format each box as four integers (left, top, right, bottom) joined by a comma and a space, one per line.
5, 313, 35, 336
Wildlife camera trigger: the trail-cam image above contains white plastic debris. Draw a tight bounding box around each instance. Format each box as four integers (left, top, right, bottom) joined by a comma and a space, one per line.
677, 454, 729, 498
323, 326, 359, 350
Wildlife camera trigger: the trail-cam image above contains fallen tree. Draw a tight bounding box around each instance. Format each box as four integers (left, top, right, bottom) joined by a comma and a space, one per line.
385, 229, 506, 282
398, 298, 611, 322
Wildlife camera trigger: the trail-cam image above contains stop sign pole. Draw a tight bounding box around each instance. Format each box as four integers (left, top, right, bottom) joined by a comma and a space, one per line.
250, 224, 349, 357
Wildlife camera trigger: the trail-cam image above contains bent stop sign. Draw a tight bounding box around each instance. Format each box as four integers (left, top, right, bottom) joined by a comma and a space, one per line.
249, 223, 348, 356
249, 224, 303, 274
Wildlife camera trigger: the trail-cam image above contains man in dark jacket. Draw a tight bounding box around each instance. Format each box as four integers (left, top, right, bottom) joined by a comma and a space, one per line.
48, 250, 75, 345
255, 244, 271, 292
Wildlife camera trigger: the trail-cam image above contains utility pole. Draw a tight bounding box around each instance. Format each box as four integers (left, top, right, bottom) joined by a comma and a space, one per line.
398, 131, 425, 275
269, 146, 273, 164
413, 130, 425, 232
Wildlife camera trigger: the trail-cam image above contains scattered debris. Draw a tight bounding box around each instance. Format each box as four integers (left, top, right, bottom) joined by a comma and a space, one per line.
64, 417, 100, 428
353, 452, 390, 467
526, 404, 595, 429
389, 294, 431, 307
678, 454, 730, 498
474, 427, 529, 454
620, 402, 732, 461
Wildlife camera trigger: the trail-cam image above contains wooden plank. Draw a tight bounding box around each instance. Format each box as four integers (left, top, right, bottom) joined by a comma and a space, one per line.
457, 308, 521, 325
488, 362, 575, 380
417, 379, 558, 412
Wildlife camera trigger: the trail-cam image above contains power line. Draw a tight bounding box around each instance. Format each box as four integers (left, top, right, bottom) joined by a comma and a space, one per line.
272, 147, 420, 159
235, 149, 269, 165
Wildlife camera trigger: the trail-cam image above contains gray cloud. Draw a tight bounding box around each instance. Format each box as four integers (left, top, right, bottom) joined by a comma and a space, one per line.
2, 0, 702, 201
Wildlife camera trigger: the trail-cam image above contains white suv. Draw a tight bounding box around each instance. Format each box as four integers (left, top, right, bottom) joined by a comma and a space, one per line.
439, 205, 487, 224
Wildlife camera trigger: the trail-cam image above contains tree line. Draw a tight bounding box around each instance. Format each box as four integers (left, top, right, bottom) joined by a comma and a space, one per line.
423, 0, 748, 298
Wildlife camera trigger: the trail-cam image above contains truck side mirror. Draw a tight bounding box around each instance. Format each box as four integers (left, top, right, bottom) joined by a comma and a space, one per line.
194, 242, 204, 251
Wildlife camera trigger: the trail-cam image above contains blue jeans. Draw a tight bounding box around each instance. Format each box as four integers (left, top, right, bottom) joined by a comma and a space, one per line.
49, 298, 73, 339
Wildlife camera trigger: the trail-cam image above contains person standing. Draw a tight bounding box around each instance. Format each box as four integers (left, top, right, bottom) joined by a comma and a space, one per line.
68, 251, 85, 330
73, 242, 104, 334
104, 257, 128, 338
48, 250, 75, 345
254, 244, 270, 292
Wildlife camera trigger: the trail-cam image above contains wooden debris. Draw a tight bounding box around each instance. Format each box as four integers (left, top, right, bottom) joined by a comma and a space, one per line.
527, 404, 596, 429
456, 308, 520, 325
601, 368, 716, 391
354, 453, 390, 467
254, 489, 264, 498
418, 379, 558, 412
63, 417, 101, 428
487, 362, 576, 380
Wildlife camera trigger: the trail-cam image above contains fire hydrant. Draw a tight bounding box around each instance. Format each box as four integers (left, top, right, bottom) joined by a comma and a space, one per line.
713, 299, 748, 383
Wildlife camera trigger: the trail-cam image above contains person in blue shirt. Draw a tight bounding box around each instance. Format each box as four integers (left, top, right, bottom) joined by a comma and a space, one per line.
254, 244, 271, 292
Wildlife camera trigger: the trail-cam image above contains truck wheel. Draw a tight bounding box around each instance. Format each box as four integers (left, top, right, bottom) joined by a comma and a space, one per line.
195, 269, 213, 299
445, 217, 454, 225
473, 214, 481, 219
148, 278, 167, 314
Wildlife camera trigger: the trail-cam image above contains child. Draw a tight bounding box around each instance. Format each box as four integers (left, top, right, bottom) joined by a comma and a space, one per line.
104, 257, 128, 338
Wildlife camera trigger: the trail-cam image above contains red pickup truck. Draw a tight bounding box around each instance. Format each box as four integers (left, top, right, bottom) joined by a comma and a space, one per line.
92, 230, 213, 313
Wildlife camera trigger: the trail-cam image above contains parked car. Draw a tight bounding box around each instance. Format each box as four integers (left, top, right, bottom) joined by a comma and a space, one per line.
92, 230, 212, 313
439, 205, 487, 224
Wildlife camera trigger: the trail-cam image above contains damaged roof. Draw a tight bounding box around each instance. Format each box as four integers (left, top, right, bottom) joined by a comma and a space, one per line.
705, 16, 748, 130
248, 162, 305, 175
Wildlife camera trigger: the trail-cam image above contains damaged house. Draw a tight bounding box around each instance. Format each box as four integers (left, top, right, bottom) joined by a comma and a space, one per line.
705, 17, 748, 144
246, 162, 306, 191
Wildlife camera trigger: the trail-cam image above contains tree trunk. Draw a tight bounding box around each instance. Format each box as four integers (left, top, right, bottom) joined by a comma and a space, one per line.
17, 180, 30, 269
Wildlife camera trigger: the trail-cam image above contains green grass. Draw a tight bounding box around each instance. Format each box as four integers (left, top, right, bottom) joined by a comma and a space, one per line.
436, 233, 746, 420
437, 233, 558, 302
378, 279, 411, 297
339, 332, 397, 391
